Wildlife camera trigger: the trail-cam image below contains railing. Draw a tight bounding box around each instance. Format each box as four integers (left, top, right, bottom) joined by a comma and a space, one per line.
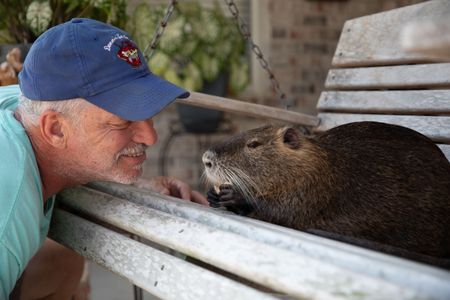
49, 182, 450, 300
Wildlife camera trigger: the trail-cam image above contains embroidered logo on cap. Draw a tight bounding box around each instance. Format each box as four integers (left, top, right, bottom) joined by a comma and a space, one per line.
117, 41, 141, 67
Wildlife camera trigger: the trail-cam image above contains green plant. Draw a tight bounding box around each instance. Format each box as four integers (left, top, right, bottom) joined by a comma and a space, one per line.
129, 1, 249, 95
0, 0, 127, 44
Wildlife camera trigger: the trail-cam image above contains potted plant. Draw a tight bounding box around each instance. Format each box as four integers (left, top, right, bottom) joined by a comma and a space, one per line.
0, 0, 127, 68
129, 1, 250, 133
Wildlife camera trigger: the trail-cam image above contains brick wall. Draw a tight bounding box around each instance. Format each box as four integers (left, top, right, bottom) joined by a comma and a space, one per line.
142, 0, 425, 192
249, 0, 424, 114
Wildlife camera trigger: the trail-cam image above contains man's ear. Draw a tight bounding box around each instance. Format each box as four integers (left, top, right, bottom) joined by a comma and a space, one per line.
38, 110, 68, 149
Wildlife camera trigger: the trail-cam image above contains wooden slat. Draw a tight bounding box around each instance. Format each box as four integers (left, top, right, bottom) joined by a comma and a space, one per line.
56, 186, 450, 300
315, 113, 450, 145
325, 63, 450, 90
438, 145, 450, 161
332, 0, 450, 67
177, 92, 320, 127
49, 209, 278, 300
317, 90, 450, 114
401, 18, 450, 61
89, 181, 450, 285
59, 188, 418, 300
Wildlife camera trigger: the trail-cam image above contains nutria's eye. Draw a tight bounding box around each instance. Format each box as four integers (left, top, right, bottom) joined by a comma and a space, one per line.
247, 140, 262, 148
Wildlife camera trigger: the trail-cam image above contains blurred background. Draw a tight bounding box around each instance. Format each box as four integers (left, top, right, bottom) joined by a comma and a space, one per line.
0, 0, 427, 193
0, 0, 426, 299
134, 0, 425, 193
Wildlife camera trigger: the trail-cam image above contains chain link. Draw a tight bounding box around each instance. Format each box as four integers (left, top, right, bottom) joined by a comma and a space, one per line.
143, 0, 290, 109
223, 0, 290, 109
143, 0, 178, 61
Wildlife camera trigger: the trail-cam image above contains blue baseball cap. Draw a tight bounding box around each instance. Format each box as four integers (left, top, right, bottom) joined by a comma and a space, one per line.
19, 18, 189, 121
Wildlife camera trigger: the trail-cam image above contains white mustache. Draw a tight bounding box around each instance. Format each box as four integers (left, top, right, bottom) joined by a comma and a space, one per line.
115, 144, 147, 160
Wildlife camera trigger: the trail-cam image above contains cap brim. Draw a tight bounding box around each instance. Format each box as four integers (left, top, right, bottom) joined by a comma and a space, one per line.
86, 73, 189, 121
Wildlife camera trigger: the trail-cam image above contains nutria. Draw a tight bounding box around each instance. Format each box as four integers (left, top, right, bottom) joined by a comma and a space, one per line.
202, 122, 450, 268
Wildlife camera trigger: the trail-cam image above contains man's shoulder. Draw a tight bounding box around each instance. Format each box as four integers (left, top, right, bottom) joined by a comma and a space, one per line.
0, 110, 41, 239
0, 116, 43, 289
0, 124, 32, 233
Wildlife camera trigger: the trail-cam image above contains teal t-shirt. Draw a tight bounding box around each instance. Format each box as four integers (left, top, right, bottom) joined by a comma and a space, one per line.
0, 85, 55, 298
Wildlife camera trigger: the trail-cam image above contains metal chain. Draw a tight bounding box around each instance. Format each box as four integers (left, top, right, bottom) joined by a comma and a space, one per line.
143, 0, 178, 61
223, 0, 290, 109
143, 0, 289, 109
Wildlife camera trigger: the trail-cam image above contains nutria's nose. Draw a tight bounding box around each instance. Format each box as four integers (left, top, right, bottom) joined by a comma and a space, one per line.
202, 150, 215, 168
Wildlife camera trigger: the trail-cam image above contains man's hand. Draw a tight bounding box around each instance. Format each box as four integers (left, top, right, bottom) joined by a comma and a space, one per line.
134, 176, 208, 205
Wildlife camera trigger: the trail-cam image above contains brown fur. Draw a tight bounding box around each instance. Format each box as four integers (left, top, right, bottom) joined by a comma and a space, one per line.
203, 122, 450, 265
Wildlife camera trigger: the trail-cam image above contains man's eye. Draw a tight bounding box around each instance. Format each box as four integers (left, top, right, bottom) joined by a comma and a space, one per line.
112, 122, 131, 129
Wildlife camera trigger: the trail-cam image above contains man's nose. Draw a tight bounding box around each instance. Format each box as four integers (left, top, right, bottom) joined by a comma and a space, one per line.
131, 119, 157, 146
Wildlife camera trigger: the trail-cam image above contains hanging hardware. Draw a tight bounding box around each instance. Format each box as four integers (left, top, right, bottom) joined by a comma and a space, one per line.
143, 0, 178, 61
144, 0, 290, 109
223, 0, 290, 109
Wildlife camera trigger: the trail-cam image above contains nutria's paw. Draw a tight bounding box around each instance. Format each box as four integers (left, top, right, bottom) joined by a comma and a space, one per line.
207, 184, 254, 216
207, 188, 221, 207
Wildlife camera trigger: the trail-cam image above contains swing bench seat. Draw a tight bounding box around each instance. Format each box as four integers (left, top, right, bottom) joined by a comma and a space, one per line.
49, 1, 450, 299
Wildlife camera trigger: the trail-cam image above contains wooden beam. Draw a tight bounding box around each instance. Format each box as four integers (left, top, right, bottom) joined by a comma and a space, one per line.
176, 92, 320, 127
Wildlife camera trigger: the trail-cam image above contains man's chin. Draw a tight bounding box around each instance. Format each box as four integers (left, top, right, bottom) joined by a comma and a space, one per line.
105, 167, 143, 185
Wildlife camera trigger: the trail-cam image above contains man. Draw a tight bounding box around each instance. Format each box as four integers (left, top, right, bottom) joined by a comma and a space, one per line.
0, 18, 207, 299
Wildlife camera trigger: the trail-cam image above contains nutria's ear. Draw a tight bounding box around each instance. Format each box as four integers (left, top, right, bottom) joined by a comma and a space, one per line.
283, 127, 300, 149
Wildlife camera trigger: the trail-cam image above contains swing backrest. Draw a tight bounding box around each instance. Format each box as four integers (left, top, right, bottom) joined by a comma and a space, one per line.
315, 0, 450, 162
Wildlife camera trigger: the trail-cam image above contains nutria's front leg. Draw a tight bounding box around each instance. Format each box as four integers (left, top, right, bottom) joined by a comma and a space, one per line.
207, 184, 255, 216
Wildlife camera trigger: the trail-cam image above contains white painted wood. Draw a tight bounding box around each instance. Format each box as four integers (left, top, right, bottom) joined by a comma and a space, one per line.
316, 113, 450, 144
325, 63, 450, 90
88, 181, 450, 289
49, 209, 278, 300
401, 18, 450, 61
177, 92, 320, 127
56, 186, 450, 300
332, 0, 450, 67
438, 144, 450, 161
317, 90, 450, 114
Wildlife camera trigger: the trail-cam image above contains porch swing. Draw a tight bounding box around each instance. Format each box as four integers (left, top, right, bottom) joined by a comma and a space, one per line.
48, 1, 450, 299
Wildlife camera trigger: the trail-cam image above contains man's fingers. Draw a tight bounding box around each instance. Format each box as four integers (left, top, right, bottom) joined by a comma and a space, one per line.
158, 187, 171, 196
173, 183, 191, 200
191, 190, 209, 205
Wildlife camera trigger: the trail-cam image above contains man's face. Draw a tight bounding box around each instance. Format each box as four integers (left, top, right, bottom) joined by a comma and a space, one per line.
63, 102, 157, 184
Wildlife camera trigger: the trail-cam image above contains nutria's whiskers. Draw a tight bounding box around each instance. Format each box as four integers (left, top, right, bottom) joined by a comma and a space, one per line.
228, 166, 261, 209
202, 122, 450, 269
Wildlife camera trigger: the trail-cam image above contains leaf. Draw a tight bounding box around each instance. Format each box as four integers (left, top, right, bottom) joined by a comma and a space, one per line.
147, 51, 171, 76
65, 0, 82, 14
26, 0, 53, 36
229, 57, 249, 95
130, 3, 155, 49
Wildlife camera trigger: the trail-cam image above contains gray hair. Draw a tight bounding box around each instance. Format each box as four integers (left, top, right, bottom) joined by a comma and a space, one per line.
16, 94, 88, 128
